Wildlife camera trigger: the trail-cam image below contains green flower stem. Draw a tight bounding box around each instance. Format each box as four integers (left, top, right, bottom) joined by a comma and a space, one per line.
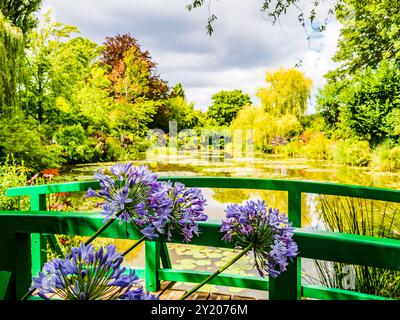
180, 244, 253, 300
84, 213, 123, 246
121, 236, 146, 257
21, 288, 35, 301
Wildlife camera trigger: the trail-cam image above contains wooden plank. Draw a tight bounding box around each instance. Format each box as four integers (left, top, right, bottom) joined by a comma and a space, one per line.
208, 293, 231, 300
159, 289, 186, 300
152, 281, 172, 297
231, 295, 256, 300
186, 292, 210, 300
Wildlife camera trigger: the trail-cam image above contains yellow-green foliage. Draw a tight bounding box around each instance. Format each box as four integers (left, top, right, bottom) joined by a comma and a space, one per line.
0, 156, 30, 211
256, 68, 312, 118
371, 146, 400, 172
232, 105, 302, 151
333, 139, 371, 166
276, 141, 303, 158
301, 133, 333, 160
0, 11, 23, 111
277, 133, 333, 160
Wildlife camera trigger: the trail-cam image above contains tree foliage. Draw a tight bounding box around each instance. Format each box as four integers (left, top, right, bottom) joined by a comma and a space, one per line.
101, 34, 168, 102
334, 0, 400, 74
170, 83, 186, 99
0, 0, 42, 34
232, 105, 302, 151
317, 1, 400, 146
207, 89, 251, 126
331, 61, 400, 145
257, 68, 312, 118
0, 11, 23, 114
18, 12, 96, 124
186, 0, 343, 35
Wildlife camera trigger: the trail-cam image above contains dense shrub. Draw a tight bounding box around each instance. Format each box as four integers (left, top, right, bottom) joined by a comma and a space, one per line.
371, 145, 400, 172
333, 139, 371, 166
232, 106, 302, 152
301, 133, 333, 160
53, 124, 98, 164
0, 114, 64, 170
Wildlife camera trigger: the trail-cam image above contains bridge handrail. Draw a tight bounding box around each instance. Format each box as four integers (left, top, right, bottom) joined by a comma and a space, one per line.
1, 177, 400, 300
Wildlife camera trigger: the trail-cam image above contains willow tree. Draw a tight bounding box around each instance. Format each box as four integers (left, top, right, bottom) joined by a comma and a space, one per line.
0, 12, 23, 115
257, 68, 312, 118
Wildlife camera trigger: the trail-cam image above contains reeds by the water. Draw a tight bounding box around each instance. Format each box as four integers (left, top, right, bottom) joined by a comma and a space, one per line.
313, 195, 400, 298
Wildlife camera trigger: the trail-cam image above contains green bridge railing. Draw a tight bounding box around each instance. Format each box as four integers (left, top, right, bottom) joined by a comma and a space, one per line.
0, 177, 399, 300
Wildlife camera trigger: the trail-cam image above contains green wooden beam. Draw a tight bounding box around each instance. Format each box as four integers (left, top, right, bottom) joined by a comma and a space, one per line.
302, 285, 391, 300
295, 229, 400, 271
0, 212, 398, 271
0, 271, 12, 300
158, 268, 269, 291
6, 177, 400, 203
15, 233, 32, 299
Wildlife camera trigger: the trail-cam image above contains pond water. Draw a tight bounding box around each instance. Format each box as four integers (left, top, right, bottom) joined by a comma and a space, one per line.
54, 156, 400, 298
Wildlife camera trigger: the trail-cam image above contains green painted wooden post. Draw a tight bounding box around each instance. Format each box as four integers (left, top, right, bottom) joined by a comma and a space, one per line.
0, 271, 12, 300
160, 242, 172, 268
269, 190, 302, 300
0, 233, 16, 300
15, 233, 32, 299
30, 194, 47, 277
145, 241, 161, 292
0, 233, 32, 300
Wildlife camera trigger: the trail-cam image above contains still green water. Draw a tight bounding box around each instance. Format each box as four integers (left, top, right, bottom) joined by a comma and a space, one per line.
54, 156, 400, 298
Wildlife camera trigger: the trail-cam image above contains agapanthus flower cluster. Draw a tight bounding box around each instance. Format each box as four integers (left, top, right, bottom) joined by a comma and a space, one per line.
86, 162, 207, 241
164, 182, 208, 242
221, 199, 298, 278
31, 243, 157, 300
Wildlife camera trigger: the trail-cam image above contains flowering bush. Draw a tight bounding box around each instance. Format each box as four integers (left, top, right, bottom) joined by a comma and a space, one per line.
86, 163, 207, 241
31, 243, 157, 300
221, 199, 298, 278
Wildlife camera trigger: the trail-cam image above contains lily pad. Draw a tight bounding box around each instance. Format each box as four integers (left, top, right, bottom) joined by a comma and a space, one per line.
194, 259, 212, 266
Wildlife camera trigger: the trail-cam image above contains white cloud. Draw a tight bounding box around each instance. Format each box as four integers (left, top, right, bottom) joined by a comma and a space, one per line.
41, 0, 341, 112
300, 21, 341, 113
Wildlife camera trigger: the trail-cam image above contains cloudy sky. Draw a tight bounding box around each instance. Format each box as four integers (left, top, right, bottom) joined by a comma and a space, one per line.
41, 0, 341, 113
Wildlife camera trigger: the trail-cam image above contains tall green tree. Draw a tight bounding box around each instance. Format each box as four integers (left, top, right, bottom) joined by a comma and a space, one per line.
101, 34, 169, 102
326, 61, 400, 145
257, 68, 312, 118
19, 11, 98, 125
0, 0, 42, 35
333, 0, 400, 75
317, 0, 400, 144
207, 89, 251, 126
0, 11, 23, 114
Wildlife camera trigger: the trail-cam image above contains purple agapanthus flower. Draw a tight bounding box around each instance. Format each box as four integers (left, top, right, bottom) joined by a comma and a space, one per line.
31, 243, 157, 300
86, 163, 172, 238
86, 163, 208, 241
131, 181, 208, 241
221, 199, 298, 278
166, 182, 208, 242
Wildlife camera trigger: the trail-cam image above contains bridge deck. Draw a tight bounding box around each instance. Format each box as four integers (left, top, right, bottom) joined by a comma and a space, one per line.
155, 281, 257, 300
